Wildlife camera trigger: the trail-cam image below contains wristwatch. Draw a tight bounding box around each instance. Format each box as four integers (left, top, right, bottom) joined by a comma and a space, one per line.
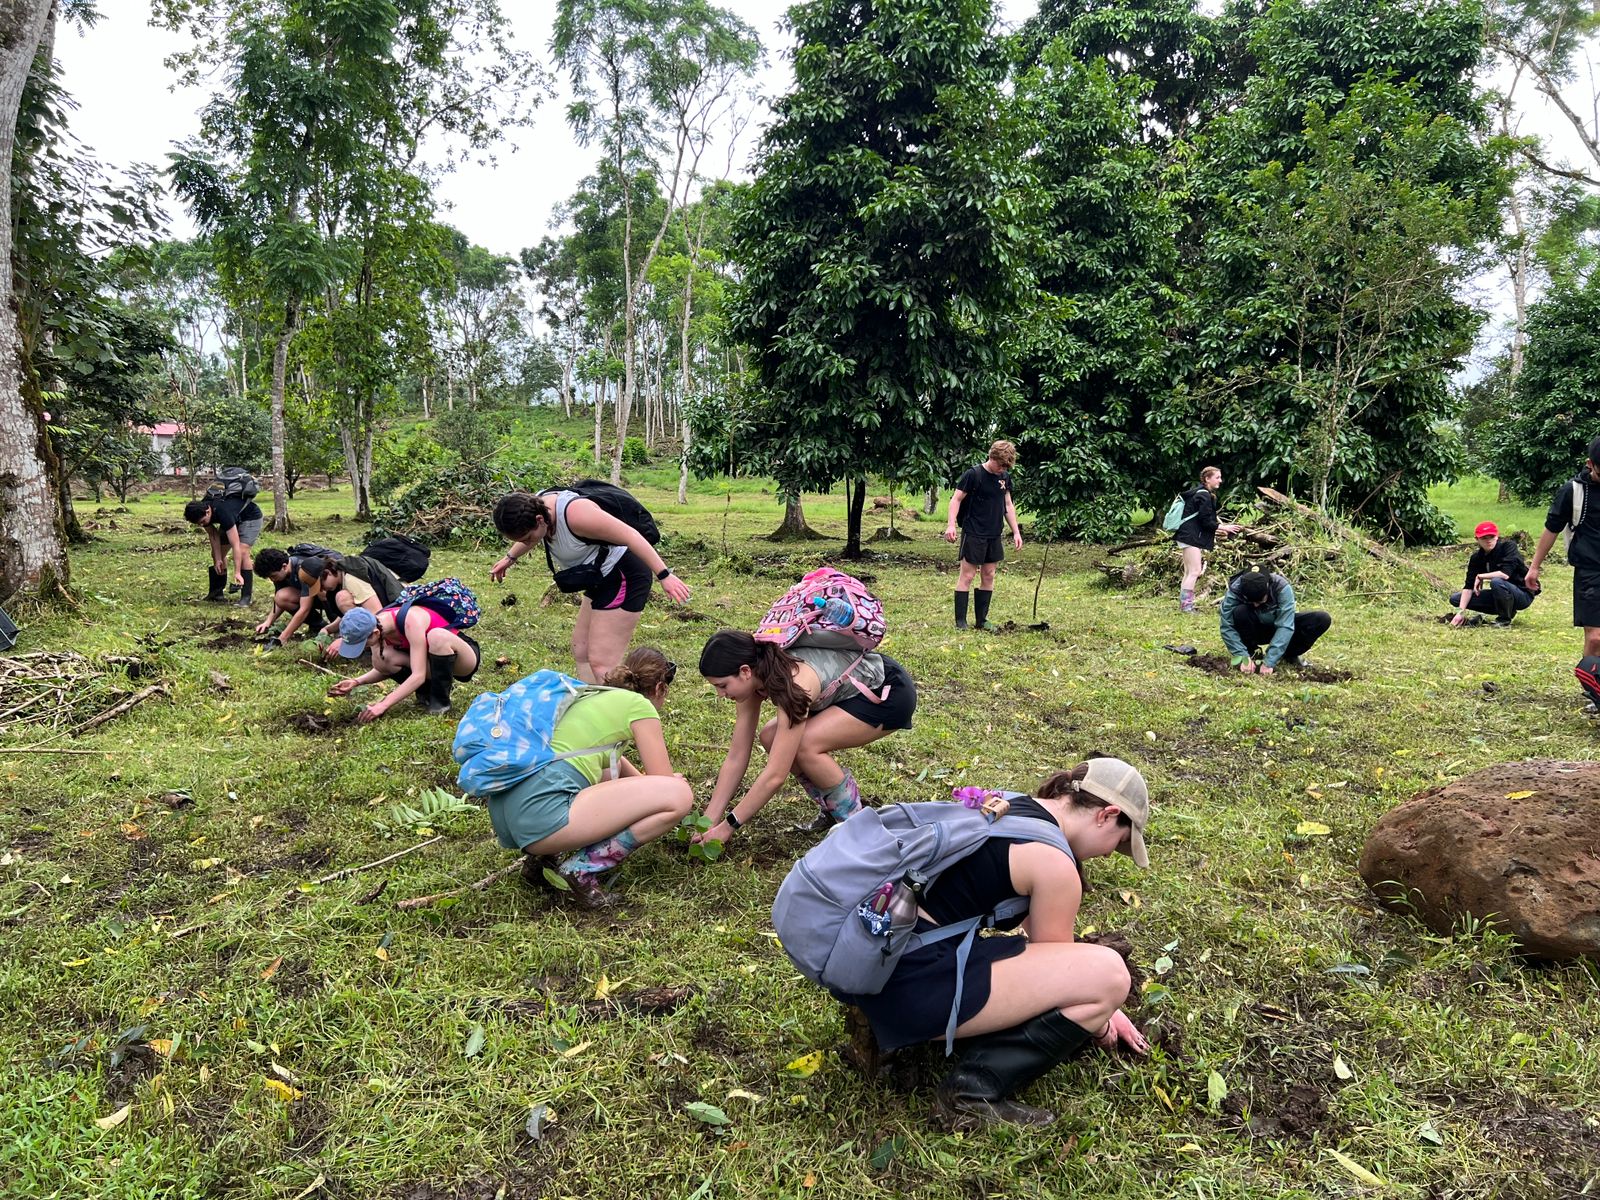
656, 566, 672, 581
725, 810, 743, 831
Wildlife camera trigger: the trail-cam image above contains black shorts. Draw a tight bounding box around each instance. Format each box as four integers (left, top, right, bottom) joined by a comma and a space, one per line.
410, 601, 482, 680
1576, 568, 1600, 628
960, 532, 1004, 566
829, 655, 916, 731
844, 922, 1027, 1051
585, 550, 652, 614
456, 632, 482, 680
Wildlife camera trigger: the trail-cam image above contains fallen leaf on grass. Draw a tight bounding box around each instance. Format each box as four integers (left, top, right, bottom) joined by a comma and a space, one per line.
593, 974, 619, 1000
147, 1038, 174, 1057
270, 1062, 300, 1086
260, 956, 283, 981
785, 1050, 825, 1077
262, 1077, 303, 1102
373, 947, 390, 962
1295, 821, 1332, 836
93, 1103, 132, 1130
463, 1023, 485, 1059
191, 857, 223, 871
1326, 1149, 1390, 1188
726, 1089, 763, 1103
1416, 1120, 1444, 1146
684, 1101, 731, 1127
288, 1175, 326, 1200
560, 1040, 592, 1058
1207, 1071, 1227, 1109
870, 1137, 904, 1171
1504, 790, 1534, 800
803, 1171, 817, 1189
1333, 1056, 1353, 1081
525, 1102, 554, 1141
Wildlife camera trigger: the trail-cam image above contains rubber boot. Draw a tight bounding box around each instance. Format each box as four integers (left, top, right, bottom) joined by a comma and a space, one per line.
204, 568, 226, 602
954, 590, 969, 630
1492, 583, 1517, 626
937, 1010, 1097, 1128
555, 829, 639, 910
1179, 587, 1196, 614
235, 569, 254, 608
974, 588, 993, 630
420, 652, 456, 715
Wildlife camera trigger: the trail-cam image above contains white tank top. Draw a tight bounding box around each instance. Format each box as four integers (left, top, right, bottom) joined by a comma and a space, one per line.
544, 490, 628, 576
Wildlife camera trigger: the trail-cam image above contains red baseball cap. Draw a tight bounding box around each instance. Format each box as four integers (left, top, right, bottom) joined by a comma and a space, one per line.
1474, 521, 1498, 538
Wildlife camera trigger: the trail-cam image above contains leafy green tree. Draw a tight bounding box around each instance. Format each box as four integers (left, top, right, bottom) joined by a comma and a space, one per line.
435, 229, 525, 408
1490, 277, 1600, 505
998, 45, 1179, 540
726, 0, 1037, 557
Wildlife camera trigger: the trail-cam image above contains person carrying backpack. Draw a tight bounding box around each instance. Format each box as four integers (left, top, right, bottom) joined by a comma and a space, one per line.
694, 602, 917, 841
1525, 434, 1600, 668
1171, 466, 1242, 613
251, 547, 336, 649
1219, 567, 1332, 674
455, 648, 690, 910
772, 759, 1152, 1127
326, 580, 482, 719
316, 555, 401, 653
182, 485, 263, 607
489, 485, 691, 684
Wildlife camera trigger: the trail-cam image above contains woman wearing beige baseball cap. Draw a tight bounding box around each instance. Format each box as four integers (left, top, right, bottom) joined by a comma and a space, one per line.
846, 756, 1152, 1127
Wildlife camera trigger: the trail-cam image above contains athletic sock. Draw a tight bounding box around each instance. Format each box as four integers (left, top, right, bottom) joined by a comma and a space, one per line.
954, 590, 969, 628
974, 589, 993, 627
819, 769, 862, 822
559, 828, 639, 877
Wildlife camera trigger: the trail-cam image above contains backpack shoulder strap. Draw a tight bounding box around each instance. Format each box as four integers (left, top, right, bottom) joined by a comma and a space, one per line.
1574, 479, 1588, 527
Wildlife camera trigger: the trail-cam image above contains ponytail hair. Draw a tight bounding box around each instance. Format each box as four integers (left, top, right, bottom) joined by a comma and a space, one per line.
699, 629, 811, 724
493, 491, 553, 541
603, 646, 676, 696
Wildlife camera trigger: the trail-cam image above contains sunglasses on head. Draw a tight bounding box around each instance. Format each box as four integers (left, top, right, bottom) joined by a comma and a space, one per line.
665, 660, 678, 683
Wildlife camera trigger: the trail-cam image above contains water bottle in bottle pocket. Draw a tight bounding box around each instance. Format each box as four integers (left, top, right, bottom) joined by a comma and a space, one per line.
857, 871, 924, 949
813, 594, 855, 629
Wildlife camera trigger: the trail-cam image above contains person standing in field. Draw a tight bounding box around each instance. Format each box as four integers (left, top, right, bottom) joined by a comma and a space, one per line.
945, 440, 1023, 630
1174, 466, 1242, 613
1525, 435, 1600, 663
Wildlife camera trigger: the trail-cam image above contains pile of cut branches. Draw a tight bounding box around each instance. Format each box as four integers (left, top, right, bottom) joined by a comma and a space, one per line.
1093, 487, 1448, 603
0, 653, 166, 740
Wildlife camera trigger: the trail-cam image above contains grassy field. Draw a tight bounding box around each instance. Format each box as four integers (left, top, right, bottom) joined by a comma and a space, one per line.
2, 467, 1598, 1200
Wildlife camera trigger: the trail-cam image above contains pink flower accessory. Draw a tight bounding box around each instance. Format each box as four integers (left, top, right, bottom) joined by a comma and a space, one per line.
953, 786, 1010, 819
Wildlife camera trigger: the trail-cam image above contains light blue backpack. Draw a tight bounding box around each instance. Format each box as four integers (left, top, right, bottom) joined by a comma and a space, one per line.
452, 669, 621, 797
771, 797, 1073, 1052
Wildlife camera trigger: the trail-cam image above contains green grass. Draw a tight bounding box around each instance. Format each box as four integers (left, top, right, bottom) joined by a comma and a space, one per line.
2, 472, 1598, 1199
1427, 475, 1550, 540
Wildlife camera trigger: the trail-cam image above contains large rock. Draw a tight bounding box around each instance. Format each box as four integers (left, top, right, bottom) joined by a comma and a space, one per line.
1359, 760, 1600, 960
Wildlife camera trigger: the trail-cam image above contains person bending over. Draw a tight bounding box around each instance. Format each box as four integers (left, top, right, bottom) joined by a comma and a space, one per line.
327, 602, 480, 720
1219, 568, 1331, 674
251, 549, 331, 649
183, 494, 262, 607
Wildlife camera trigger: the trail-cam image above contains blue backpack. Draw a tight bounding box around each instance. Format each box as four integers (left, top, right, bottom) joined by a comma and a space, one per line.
397, 577, 481, 631
771, 796, 1073, 1052
452, 669, 622, 797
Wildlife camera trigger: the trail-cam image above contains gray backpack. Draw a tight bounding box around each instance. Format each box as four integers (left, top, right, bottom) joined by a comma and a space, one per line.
771, 797, 1073, 1052
1566, 478, 1591, 555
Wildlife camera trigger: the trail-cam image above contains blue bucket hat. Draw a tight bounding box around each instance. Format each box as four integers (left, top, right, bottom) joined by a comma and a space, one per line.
337, 607, 378, 658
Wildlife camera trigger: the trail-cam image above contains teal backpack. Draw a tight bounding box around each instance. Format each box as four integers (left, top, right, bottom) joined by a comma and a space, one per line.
1161, 491, 1198, 533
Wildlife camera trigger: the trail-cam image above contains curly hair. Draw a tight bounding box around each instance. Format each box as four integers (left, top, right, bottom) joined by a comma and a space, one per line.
493, 491, 553, 541
253, 548, 289, 578
698, 629, 811, 724
182, 500, 211, 524
603, 646, 676, 696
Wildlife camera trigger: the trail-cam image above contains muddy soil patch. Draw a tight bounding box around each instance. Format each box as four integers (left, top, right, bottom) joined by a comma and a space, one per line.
201, 628, 256, 649
1447, 1094, 1600, 1197
1184, 653, 1352, 682
489, 984, 696, 1025
276, 711, 362, 736
102, 1043, 161, 1105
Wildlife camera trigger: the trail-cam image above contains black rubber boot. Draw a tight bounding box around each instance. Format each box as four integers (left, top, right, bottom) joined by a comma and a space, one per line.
235, 569, 254, 607
954, 590, 969, 629
1493, 584, 1517, 625
974, 588, 993, 629
937, 1010, 1097, 1127
421, 652, 456, 714
204, 568, 226, 602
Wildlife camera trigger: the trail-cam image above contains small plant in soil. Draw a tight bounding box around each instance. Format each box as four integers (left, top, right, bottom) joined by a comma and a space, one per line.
675, 814, 724, 861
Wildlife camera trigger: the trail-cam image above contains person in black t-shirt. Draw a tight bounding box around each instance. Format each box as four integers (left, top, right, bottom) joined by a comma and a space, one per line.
1175, 466, 1242, 612
1448, 521, 1535, 628
1526, 436, 1600, 661
944, 440, 1022, 630
183, 495, 262, 607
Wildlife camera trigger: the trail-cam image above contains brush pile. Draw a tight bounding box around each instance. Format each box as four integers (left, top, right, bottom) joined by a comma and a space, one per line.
1093, 487, 1449, 603
0, 652, 164, 739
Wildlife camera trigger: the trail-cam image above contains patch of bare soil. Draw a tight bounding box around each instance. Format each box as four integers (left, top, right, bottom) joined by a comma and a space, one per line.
1429, 1093, 1600, 1198
278, 711, 361, 736
491, 984, 697, 1024
102, 1043, 161, 1106
1184, 653, 1352, 682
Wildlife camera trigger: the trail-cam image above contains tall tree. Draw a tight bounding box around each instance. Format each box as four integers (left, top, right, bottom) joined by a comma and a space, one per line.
727, 0, 1036, 556
552, 0, 759, 484
0, 0, 67, 600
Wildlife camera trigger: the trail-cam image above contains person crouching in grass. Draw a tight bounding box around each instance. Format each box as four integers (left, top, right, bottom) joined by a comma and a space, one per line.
325, 604, 480, 720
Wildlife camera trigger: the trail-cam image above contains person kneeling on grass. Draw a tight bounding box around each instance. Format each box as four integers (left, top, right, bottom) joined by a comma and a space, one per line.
1219, 567, 1331, 675
252, 548, 330, 649
326, 603, 480, 721
1449, 521, 1535, 629
694, 629, 917, 841
473, 649, 691, 910
774, 758, 1152, 1128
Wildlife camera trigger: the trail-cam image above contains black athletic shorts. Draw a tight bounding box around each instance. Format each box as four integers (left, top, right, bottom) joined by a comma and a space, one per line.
1575, 568, 1600, 628
829, 655, 916, 731
585, 550, 652, 614
960, 532, 1004, 566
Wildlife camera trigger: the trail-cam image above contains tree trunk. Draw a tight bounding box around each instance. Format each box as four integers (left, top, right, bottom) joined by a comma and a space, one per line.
267, 301, 296, 533
560, 329, 575, 419
594, 375, 605, 467
0, 0, 69, 601
767, 493, 819, 541
843, 478, 867, 559
421, 372, 431, 419
924, 485, 938, 515
678, 271, 693, 505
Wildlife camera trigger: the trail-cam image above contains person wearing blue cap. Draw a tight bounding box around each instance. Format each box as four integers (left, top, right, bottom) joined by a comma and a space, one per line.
325, 604, 480, 720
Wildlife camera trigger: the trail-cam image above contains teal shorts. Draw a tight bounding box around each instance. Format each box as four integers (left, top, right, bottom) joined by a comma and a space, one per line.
487, 759, 590, 851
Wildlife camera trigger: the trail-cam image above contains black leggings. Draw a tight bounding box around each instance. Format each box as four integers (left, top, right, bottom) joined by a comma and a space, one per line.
1231, 608, 1331, 660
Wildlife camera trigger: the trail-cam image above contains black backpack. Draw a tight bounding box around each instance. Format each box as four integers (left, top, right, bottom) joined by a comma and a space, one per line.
362, 535, 431, 583
205, 466, 260, 502
339, 554, 403, 606
287, 542, 341, 562
547, 479, 661, 546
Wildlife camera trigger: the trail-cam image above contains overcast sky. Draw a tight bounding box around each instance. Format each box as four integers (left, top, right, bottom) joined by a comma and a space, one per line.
53, 2, 1584, 372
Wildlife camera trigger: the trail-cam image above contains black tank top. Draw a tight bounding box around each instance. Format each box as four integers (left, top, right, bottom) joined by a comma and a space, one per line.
919, 797, 1067, 928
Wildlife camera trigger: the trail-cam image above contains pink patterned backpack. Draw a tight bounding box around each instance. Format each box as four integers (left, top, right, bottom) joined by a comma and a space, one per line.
756, 568, 887, 702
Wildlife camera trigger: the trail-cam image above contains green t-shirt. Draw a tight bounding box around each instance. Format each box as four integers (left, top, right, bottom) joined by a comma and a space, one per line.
550, 688, 660, 784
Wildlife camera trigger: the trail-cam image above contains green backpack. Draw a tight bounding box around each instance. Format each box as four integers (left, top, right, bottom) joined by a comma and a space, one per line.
1162, 491, 1197, 533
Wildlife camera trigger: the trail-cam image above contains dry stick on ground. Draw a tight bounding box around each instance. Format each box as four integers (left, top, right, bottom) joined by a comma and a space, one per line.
72, 683, 169, 737
395, 861, 524, 910
303, 836, 444, 888
297, 658, 340, 677
1256, 486, 1450, 590
0, 747, 115, 755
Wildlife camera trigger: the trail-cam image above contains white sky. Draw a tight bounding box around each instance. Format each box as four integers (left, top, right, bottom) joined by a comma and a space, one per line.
52, 2, 1590, 372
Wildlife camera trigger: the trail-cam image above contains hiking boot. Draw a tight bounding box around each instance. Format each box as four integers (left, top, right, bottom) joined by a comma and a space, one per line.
1490, 617, 1514, 629
793, 810, 836, 834
557, 869, 618, 911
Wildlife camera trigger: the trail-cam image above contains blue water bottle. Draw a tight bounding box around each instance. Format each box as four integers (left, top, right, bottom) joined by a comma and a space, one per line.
813, 595, 854, 627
